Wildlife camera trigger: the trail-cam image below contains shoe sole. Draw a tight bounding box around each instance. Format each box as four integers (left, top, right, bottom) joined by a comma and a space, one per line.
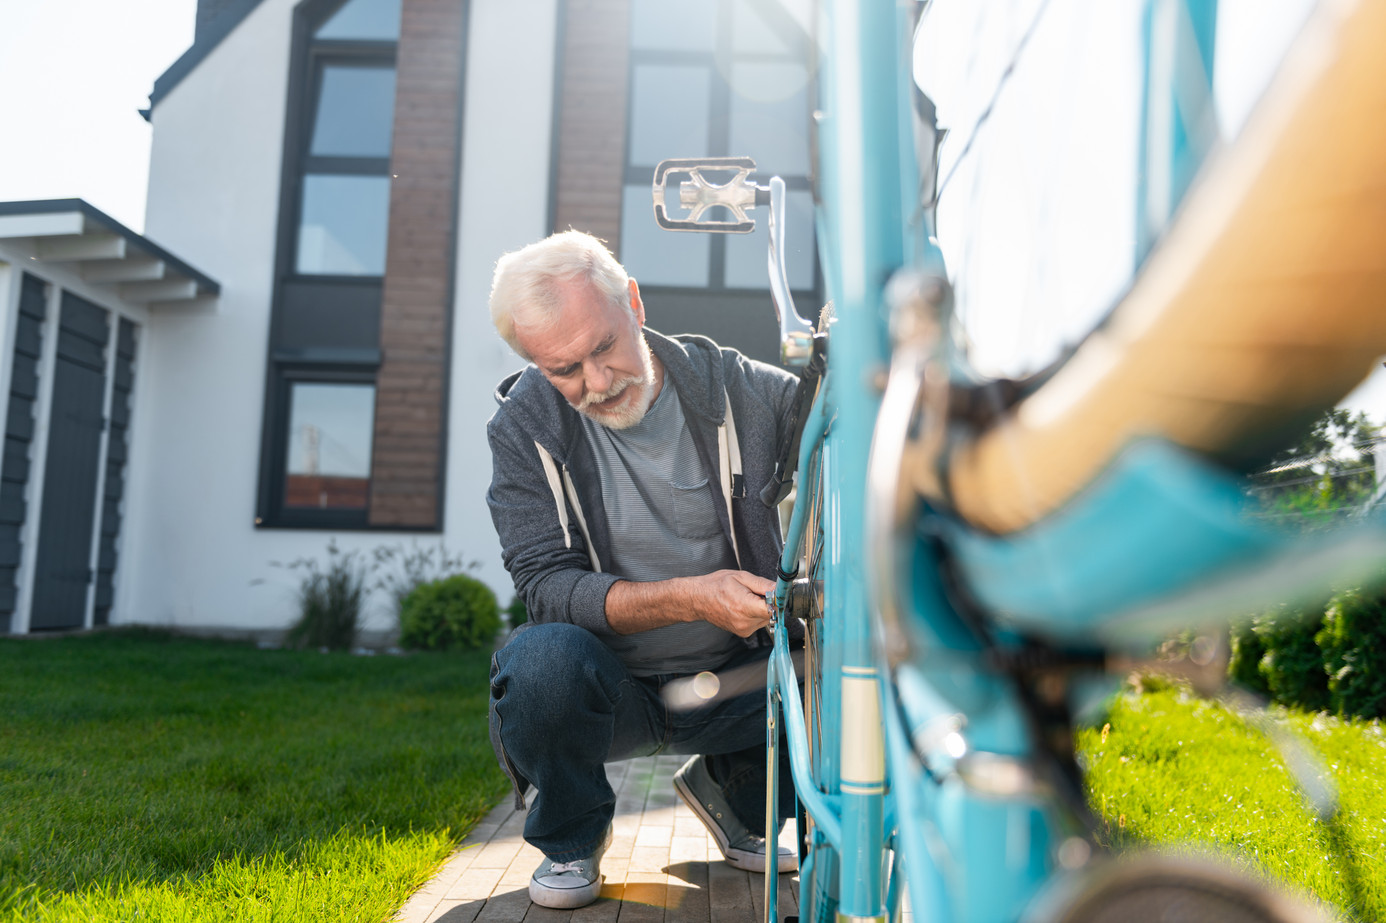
529, 874, 604, 909
673, 770, 796, 874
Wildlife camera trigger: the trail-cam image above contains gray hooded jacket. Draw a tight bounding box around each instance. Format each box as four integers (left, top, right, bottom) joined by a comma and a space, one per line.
486, 329, 799, 643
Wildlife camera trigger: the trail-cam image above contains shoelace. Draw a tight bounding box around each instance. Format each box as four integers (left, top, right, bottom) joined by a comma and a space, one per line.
547, 860, 585, 875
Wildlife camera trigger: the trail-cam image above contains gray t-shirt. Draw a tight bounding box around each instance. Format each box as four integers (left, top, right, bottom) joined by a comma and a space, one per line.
580, 382, 742, 676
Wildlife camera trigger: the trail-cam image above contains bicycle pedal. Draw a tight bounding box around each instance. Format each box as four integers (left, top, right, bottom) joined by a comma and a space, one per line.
652, 157, 768, 233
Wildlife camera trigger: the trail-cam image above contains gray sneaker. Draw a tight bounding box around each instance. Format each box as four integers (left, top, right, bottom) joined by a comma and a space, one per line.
528, 824, 612, 909
673, 755, 797, 874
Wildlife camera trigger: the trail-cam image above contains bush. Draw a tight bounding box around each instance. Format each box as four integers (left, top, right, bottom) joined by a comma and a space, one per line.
1318, 585, 1386, 719
284, 541, 366, 651
505, 596, 528, 630
1227, 617, 1270, 696
1253, 604, 1329, 712
399, 574, 501, 651
371, 540, 479, 619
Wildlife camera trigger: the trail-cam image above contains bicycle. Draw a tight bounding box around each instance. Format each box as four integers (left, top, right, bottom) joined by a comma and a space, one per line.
653, 0, 1386, 921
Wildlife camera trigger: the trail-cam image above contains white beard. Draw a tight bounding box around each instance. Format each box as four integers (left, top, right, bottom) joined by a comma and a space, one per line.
577, 337, 657, 430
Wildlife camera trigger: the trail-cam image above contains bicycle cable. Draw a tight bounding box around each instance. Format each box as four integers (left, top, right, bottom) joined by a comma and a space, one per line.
930, 0, 1056, 203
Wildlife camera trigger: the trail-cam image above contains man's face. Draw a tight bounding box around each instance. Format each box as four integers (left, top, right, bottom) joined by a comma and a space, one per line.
514, 278, 657, 429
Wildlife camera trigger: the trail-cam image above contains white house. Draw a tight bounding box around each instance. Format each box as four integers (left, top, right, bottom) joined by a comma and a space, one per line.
0, 0, 817, 639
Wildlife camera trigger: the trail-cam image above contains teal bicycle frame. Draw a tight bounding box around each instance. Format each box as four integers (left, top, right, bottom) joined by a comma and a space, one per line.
766, 3, 920, 922
657, 1, 1386, 922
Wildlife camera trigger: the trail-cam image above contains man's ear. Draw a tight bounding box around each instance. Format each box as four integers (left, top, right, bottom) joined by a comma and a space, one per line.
628, 278, 646, 327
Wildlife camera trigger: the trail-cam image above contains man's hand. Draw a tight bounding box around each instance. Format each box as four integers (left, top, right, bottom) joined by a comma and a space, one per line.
606, 570, 775, 637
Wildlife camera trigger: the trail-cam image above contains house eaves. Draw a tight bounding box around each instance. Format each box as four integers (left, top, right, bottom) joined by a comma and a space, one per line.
0, 200, 220, 308
143, 0, 269, 117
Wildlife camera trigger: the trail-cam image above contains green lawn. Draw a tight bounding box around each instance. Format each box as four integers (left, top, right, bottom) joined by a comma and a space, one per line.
1081, 686, 1386, 920
7, 632, 1383, 922
0, 629, 508, 922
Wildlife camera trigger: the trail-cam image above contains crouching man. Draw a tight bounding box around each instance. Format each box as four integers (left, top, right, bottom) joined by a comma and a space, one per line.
485, 230, 799, 909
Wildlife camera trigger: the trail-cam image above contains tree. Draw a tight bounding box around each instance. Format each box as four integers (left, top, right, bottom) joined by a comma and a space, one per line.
1247, 408, 1380, 530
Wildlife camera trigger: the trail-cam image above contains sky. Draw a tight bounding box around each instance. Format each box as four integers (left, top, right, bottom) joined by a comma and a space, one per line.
0, 0, 197, 233
0, 0, 1380, 420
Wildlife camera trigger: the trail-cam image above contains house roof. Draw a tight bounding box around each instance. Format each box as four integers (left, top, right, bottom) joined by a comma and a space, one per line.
0, 200, 220, 308
145, 0, 269, 115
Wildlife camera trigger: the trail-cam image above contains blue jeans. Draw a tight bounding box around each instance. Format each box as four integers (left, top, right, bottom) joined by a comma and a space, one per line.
488, 622, 796, 862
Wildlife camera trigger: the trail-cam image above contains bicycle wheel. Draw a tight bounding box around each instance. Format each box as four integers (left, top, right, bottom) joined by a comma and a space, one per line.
1027, 855, 1333, 923
792, 441, 839, 923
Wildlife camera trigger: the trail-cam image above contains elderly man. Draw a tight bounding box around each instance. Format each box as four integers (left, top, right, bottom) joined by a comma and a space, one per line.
485, 230, 799, 909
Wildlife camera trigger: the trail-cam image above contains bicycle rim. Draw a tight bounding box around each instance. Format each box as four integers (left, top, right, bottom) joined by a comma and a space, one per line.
798, 443, 840, 923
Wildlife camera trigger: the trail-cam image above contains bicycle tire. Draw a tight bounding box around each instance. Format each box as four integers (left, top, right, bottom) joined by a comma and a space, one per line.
795, 441, 841, 923
1026, 855, 1334, 923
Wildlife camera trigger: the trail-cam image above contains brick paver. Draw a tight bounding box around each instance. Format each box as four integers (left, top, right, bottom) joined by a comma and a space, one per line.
391, 754, 801, 923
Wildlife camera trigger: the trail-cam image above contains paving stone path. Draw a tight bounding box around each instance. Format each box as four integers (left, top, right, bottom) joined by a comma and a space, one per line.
392, 754, 801, 923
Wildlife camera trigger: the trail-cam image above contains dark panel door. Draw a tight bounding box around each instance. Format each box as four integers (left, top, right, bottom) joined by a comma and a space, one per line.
93, 319, 138, 625
0, 274, 49, 620
29, 294, 109, 631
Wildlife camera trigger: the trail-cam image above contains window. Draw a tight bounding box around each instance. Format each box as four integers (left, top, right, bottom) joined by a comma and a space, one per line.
309, 64, 396, 157
296, 174, 391, 275
620, 0, 818, 295
259, 0, 400, 528
293, 7, 397, 278
283, 382, 375, 510
316, 0, 401, 40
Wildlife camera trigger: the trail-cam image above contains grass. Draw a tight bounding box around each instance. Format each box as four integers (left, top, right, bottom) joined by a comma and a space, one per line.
9, 631, 1384, 921
0, 629, 509, 922
1081, 684, 1386, 920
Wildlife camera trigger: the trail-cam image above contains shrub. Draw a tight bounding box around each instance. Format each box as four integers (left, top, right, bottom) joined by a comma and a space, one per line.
505, 596, 528, 630
1317, 585, 1386, 719
371, 540, 479, 617
1252, 604, 1329, 712
1227, 617, 1270, 696
399, 574, 501, 651
284, 541, 367, 651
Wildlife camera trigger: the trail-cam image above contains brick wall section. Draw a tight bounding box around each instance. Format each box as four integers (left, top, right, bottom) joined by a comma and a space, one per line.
552, 0, 631, 248
370, 0, 466, 528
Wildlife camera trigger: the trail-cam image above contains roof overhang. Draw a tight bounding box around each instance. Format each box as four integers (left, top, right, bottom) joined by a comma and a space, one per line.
0, 199, 220, 309
146, 0, 268, 116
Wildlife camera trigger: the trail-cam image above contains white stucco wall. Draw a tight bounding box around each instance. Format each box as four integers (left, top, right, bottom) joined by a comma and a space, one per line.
128, 0, 558, 636
448, 0, 560, 604
133, 0, 302, 634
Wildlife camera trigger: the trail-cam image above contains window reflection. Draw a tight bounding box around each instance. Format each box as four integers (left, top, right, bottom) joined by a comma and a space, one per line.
284, 382, 375, 510
296, 175, 391, 275
629, 66, 712, 166
731, 0, 812, 54
630, 0, 715, 52
724, 187, 815, 290
622, 0, 817, 296
728, 64, 811, 177
311, 65, 396, 158
620, 184, 710, 287
316, 0, 401, 40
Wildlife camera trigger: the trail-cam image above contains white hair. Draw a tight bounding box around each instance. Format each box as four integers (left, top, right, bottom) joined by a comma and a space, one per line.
489, 230, 630, 358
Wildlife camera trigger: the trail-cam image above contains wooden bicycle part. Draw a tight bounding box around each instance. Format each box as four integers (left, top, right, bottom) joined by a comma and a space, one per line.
943, 0, 1386, 534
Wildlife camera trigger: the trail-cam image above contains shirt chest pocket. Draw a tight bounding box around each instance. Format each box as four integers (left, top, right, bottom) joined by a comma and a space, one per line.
671, 479, 723, 540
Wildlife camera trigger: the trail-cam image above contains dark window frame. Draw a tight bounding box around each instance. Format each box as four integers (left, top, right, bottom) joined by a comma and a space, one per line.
261, 361, 380, 530
256, 0, 399, 530
291, 41, 397, 281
